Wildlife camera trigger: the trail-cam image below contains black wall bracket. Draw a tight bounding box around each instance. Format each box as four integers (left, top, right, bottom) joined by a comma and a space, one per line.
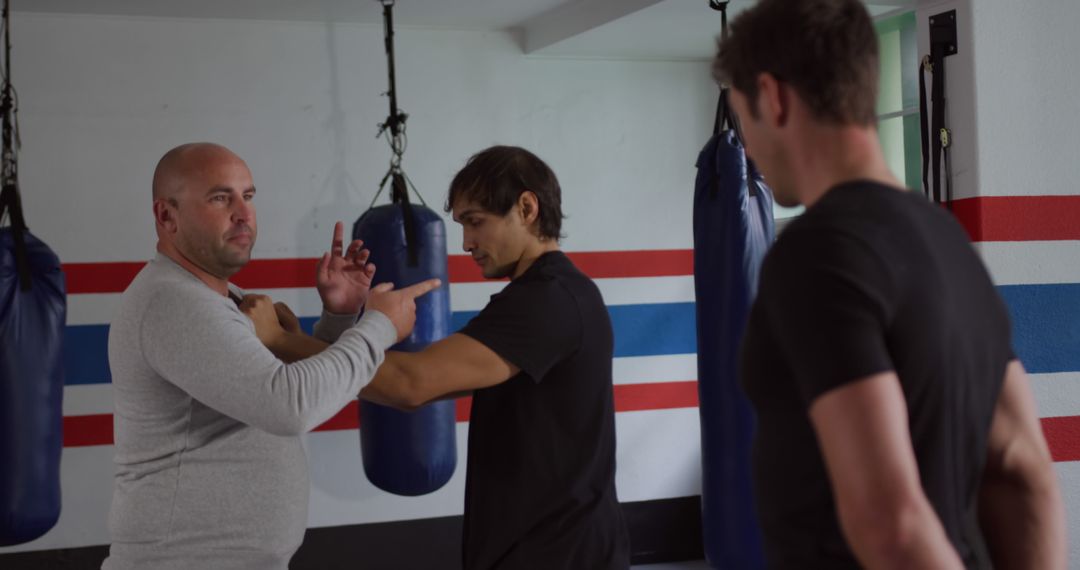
929, 9, 958, 57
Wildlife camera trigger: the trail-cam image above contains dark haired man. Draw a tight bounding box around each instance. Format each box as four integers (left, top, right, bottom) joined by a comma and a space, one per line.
345, 145, 626, 568
716, 1, 1064, 568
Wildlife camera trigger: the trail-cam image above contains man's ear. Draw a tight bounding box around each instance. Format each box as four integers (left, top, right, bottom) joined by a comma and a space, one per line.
757, 72, 789, 129
518, 191, 540, 226
153, 198, 178, 233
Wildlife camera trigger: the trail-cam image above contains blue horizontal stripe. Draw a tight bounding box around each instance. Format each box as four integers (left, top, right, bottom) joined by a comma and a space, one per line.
999, 283, 1080, 374
60, 283, 1080, 386
452, 302, 698, 359
63, 303, 698, 386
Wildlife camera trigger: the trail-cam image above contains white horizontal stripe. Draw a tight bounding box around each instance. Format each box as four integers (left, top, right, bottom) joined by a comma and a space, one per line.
1053, 462, 1080, 567
613, 354, 697, 385
597, 276, 695, 306
449, 276, 695, 312
975, 241, 1080, 286
1031, 372, 1080, 419
0, 408, 704, 552
60, 355, 698, 416
447, 281, 507, 312
67, 276, 696, 325
64, 367, 1077, 420
63, 384, 114, 416
66, 293, 122, 326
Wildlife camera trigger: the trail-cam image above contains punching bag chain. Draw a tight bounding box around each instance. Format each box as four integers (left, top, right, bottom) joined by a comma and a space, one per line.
0, 0, 30, 290
0, 0, 18, 195
369, 0, 426, 209
375, 0, 408, 177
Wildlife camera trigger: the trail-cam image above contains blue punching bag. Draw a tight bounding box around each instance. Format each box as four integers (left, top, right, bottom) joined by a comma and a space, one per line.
353, 173, 456, 496
0, 183, 65, 546
693, 88, 774, 568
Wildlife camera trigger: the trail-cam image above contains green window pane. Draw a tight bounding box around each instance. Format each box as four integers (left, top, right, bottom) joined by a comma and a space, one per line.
903, 113, 922, 191
879, 115, 907, 185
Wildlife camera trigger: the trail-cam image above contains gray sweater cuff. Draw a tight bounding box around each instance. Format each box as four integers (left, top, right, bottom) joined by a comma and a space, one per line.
354, 310, 398, 351
311, 310, 360, 343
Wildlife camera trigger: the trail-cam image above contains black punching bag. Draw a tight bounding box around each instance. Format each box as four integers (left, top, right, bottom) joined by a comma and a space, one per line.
0, 182, 65, 546
693, 89, 774, 568
353, 173, 456, 495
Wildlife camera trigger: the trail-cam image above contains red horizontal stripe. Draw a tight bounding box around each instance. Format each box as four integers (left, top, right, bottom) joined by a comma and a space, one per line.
448, 250, 693, 283
951, 195, 1080, 242
313, 400, 360, 432
65, 395, 1080, 466
63, 262, 145, 294
62, 414, 113, 447
59, 401, 1080, 465
1041, 416, 1080, 462
232, 258, 320, 289
55, 195, 1080, 293
615, 380, 699, 412
62, 250, 695, 294
60, 382, 698, 447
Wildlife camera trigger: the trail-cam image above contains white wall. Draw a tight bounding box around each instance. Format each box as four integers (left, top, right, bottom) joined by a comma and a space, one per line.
0, 13, 716, 553
15, 14, 715, 262
918, 0, 1080, 564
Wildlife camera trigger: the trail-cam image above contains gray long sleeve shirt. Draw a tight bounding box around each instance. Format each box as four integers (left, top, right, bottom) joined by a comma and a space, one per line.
102, 253, 395, 570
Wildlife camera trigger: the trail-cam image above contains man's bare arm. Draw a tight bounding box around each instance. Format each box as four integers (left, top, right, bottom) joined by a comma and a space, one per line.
361, 333, 518, 410
978, 359, 1066, 570
809, 372, 964, 570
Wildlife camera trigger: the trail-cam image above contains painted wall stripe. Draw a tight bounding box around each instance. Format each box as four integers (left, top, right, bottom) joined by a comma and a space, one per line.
975, 241, 1080, 287
56, 194, 1080, 297
1030, 372, 1080, 419
60, 386, 1080, 466
1043, 416, 1080, 462
449, 303, 697, 359
62, 250, 696, 294
999, 283, 1080, 374
951, 195, 1080, 242
62, 303, 699, 385
61, 281, 1080, 385
61, 381, 699, 448
448, 250, 694, 283
64, 276, 696, 326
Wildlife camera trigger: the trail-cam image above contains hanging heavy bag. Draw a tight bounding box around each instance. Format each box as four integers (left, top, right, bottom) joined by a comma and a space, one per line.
352, 173, 456, 496
693, 85, 775, 569
0, 181, 66, 546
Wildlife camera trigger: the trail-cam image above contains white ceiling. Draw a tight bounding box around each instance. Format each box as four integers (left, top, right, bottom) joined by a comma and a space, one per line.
16, 0, 918, 60
15, 0, 572, 30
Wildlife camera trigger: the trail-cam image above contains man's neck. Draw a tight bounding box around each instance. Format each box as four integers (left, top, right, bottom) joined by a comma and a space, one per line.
793, 123, 903, 208
156, 242, 231, 296
511, 239, 561, 280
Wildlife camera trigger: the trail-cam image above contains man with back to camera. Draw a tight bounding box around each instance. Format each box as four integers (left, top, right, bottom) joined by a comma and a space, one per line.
250, 145, 631, 569
103, 142, 439, 569
715, 1, 1065, 568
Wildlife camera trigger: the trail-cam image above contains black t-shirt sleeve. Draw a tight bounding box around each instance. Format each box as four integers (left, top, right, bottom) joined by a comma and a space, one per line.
459, 278, 582, 383
758, 229, 898, 406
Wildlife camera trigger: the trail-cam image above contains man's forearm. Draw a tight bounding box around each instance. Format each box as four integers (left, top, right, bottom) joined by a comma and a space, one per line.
269, 331, 330, 363
359, 353, 422, 410
843, 499, 964, 570
979, 466, 1066, 570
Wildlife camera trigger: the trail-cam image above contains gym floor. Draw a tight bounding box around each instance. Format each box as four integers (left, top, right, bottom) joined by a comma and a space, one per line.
633, 562, 710, 569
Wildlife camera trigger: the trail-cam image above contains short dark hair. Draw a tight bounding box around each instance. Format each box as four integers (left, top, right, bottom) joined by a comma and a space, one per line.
445, 145, 565, 240
714, 0, 880, 126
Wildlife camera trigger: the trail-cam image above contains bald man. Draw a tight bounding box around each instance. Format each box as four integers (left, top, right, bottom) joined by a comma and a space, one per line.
102, 143, 439, 570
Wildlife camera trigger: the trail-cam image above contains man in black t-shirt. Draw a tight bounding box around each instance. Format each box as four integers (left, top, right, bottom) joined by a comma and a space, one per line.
362, 145, 630, 569
714, 1, 1064, 568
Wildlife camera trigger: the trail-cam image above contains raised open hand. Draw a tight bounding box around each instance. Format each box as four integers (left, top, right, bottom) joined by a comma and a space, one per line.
316, 221, 377, 314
